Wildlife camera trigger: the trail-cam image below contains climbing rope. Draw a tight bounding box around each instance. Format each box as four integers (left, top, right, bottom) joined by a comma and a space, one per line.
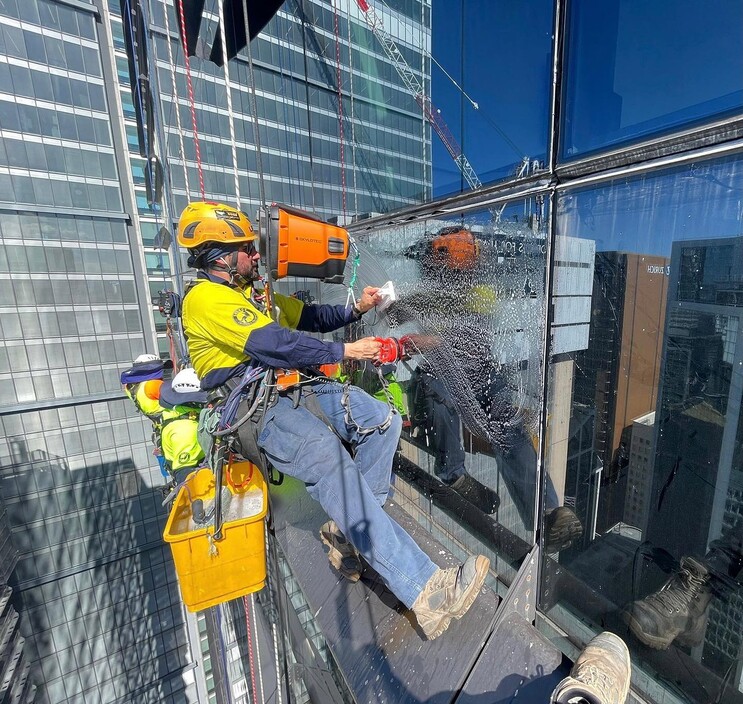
175, 0, 205, 199
345, 237, 361, 307
345, 0, 359, 215
243, 595, 259, 704
161, 0, 191, 197
250, 594, 266, 703
332, 0, 347, 219
215, 0, 241, 206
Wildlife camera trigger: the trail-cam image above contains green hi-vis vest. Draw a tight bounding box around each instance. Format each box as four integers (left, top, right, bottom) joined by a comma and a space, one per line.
125, 382, 165, 424
373, 374, 407, 417
160, 406, 205, 473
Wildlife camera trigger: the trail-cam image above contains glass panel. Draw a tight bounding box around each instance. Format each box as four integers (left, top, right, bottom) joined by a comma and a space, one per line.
545, 153, 743, 704
430, 0, 552, 196
560, 0, 743, 159
350, 194, 548, 579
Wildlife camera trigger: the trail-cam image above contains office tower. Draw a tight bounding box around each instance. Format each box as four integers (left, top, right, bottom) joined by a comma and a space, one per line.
1, 0, 432, 700
569, 251, 669, 535
650, 236, 743, 562
646, 236, 743, 681
623, 410, 655, 533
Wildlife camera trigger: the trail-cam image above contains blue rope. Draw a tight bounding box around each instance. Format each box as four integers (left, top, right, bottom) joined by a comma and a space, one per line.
217, 366, 267, 431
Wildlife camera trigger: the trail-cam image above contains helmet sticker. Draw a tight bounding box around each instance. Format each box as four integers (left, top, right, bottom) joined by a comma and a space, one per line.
232, 307, 258, 326
215, 208, 240, 221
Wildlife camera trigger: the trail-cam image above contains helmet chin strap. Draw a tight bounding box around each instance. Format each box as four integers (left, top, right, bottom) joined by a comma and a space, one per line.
211, 251, 247, 288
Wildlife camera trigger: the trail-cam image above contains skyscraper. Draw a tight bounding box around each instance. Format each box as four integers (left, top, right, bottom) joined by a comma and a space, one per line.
0, 0, 432, 700
569, 251, 669, 536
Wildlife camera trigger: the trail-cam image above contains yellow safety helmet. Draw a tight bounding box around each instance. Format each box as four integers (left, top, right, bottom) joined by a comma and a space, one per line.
177, 202, 257, 249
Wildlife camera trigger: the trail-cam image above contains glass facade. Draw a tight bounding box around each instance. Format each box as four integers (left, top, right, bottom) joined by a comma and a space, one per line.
0, 0, 197, 701
560, 0, 743, 159
354, 197, 549, 585
347, 3, 743, 704
3, 0, 743, 701
2, 0, 434, 700
546, 157, 743, 703
429, 0, 554, 196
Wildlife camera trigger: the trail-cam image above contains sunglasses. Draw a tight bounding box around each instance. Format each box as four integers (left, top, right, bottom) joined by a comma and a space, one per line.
239, 242, 258, 256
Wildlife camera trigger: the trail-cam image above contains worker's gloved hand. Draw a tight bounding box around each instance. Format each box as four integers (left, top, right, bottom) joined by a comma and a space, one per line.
344, 337, 382, 362
356, 286, 381, 314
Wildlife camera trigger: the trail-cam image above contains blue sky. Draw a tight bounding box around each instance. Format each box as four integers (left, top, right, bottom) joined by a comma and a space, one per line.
431, 0, 554, 195
430, 0, 743, 199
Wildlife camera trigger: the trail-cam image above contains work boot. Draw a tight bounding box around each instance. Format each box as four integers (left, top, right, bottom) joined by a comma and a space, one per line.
623, 556, 712, 650
544, 506, 583, 553
319, 521, 363, 583
551, 631, 631, 704
411, 555, 490, 640
450, 473, 500, 514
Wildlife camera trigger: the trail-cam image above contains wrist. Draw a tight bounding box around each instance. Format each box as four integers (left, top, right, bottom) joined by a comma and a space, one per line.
351, 303, 363, 318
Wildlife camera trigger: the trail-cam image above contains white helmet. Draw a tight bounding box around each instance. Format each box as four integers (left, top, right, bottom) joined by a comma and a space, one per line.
171, 367, 202, 394
134, 353, 160, 364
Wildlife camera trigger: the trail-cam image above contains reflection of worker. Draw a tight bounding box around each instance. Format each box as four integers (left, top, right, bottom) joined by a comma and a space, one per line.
158, 368, 207, 484
624, 519, 743, 650
120, 354, 171, 477
403, 228, 583, 550
178, 202, 490, 640
409, 365, 500, 514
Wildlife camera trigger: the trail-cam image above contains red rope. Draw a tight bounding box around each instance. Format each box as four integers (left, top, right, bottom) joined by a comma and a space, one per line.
166, 320, 179, 373
243, 595, 259, 703
332, 1, 346, 219
225, 453, 253, 490
175, 0, 205, 200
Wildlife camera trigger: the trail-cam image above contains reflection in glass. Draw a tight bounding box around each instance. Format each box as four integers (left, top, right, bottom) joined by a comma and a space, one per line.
548, 155, 743, 704
338, 196, 552, 574
561, 0, 743, 159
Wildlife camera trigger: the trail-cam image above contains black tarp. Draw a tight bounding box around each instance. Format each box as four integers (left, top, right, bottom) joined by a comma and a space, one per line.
174, 0, 205, 55
209, 0, 284, 66
177, 0, 284, 65
120, 0, 153, 158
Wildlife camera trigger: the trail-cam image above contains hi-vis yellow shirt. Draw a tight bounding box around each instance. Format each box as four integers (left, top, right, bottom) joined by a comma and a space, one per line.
183, 279, 304, 387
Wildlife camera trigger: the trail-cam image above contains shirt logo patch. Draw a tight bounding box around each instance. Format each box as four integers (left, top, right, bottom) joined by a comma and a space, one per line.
233, 307, 257, 326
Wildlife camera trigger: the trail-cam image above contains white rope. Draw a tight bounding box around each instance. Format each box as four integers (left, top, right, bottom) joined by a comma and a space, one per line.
266, 524, 284, 704
345, 0, 359, 217
161, 0, 191, 198
216, 0, 241, 207
249, 593, 265, 703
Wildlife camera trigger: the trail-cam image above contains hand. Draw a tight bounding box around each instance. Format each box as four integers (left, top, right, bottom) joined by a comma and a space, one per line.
343, 337, 382, 361
355, 286, 381, 314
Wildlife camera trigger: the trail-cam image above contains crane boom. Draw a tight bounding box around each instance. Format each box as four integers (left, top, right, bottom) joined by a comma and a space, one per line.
354, 0, 482, 192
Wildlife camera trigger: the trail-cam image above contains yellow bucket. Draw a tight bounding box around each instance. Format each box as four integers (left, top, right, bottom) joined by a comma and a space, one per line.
163, 462, 268, 612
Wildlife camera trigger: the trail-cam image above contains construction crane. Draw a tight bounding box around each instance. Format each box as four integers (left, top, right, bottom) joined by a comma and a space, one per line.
354, 0, 483, 193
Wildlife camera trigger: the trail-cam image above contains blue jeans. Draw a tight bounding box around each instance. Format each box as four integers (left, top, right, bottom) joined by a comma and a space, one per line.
257, 381, 437, 608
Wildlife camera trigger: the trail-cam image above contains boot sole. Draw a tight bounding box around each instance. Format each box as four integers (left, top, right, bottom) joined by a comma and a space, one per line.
319, 529, 362, 583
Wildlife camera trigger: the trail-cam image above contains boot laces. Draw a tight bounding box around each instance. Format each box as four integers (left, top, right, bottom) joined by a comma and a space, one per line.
580, 663, 616, 698
650, 563, 706, 613
427, 564, 463, 593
